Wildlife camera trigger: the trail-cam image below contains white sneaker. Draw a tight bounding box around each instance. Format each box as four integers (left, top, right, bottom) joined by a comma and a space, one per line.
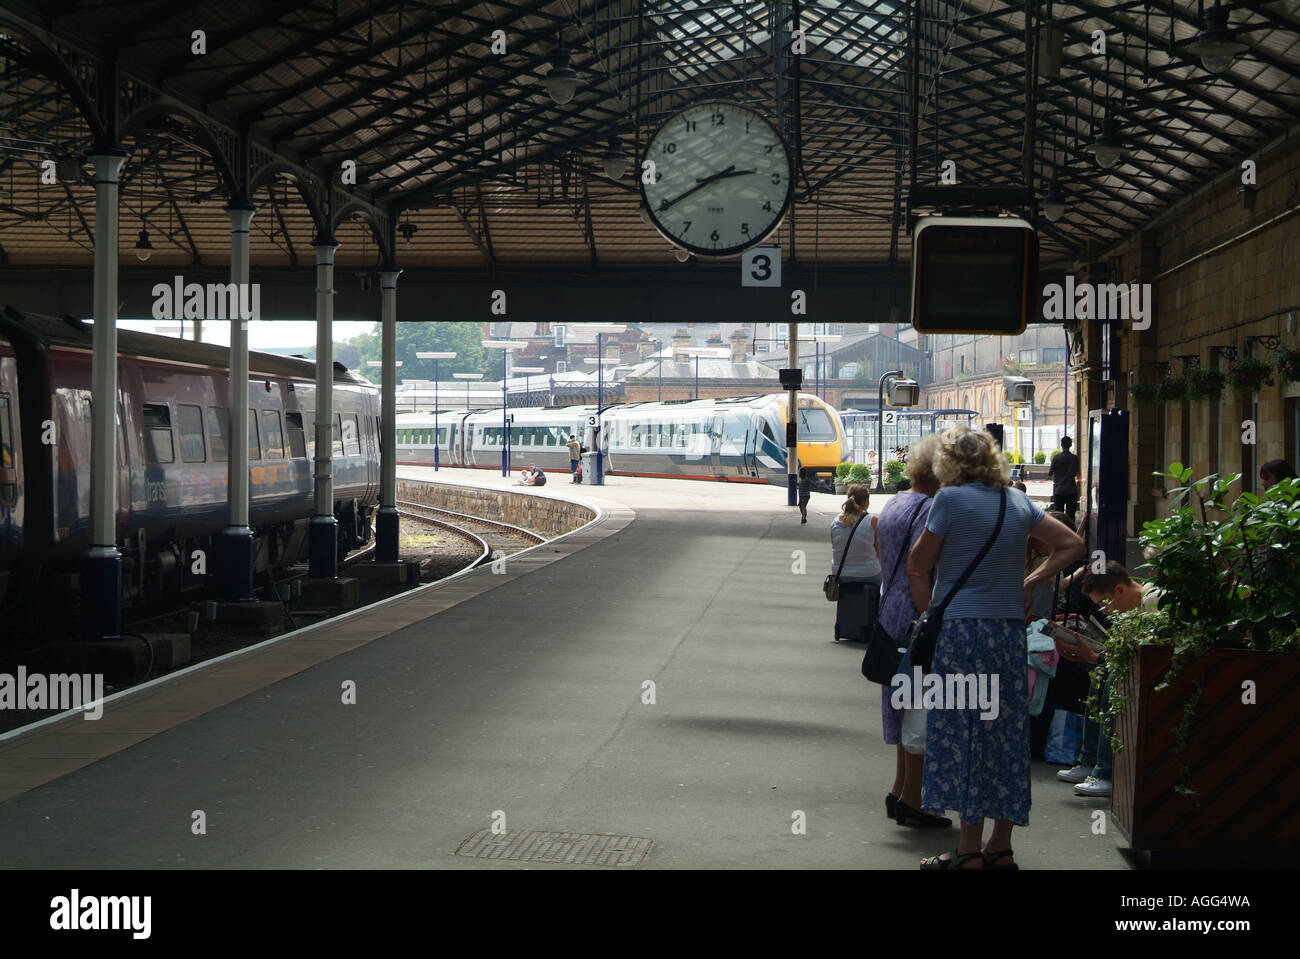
1056, 764, 1089, 784
1073, 776, 1113, 797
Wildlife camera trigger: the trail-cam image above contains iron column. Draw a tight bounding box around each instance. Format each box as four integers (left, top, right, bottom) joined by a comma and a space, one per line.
309, 238, 340, 579
222, 203, 257, 601
376, 268, 401, 564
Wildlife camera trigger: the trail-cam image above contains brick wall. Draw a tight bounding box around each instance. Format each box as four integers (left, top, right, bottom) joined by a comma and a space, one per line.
395, 479, 595, 537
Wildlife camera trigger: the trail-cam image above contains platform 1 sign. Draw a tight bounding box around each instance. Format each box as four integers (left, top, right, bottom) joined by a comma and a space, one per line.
910, 217, 1036, 335
741, 247, 781, 287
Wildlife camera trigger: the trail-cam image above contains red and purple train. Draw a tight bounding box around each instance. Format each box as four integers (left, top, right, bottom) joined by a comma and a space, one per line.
0, 309, 380, 641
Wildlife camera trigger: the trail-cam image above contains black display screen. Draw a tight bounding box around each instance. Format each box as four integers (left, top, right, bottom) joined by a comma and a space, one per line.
912, 220, 1035, 335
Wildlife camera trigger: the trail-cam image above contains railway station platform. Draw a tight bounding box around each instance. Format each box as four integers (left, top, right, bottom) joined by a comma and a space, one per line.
0, 470, 1130, 870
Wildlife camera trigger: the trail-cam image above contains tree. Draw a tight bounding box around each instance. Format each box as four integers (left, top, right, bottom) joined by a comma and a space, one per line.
346, 322, 491, 380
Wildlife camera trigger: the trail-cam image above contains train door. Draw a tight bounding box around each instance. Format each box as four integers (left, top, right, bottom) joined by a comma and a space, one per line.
364, 397, 379, 499
709, 413, 724, 474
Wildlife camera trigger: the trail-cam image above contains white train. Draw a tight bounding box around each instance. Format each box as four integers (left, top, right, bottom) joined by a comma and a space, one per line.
394, 393, 846, 486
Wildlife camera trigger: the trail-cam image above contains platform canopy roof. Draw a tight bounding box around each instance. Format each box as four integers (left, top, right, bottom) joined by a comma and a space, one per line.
0, 1, 1297, 273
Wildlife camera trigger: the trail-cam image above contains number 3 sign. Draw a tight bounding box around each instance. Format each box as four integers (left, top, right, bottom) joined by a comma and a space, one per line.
741, 247, 782, 287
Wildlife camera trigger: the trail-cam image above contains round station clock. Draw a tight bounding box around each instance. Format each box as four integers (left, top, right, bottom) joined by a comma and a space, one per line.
639, 100, 793, 258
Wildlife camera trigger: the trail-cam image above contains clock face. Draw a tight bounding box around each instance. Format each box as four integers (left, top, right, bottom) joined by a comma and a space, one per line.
640, 101, 792, 258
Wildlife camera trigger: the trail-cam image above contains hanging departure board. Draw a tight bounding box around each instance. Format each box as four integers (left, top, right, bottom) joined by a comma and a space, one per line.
910, 216, 1037, 335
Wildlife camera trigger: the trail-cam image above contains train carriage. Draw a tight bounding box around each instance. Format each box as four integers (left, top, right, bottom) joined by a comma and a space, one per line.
394, 392, 845, 486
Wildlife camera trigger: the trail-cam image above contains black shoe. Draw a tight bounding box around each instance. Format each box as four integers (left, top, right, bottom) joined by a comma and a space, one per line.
886, 793, 898, 819
895, 799, 953, 829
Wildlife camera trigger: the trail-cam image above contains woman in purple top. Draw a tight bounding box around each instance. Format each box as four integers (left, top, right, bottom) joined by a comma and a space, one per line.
871, 435, 948, 829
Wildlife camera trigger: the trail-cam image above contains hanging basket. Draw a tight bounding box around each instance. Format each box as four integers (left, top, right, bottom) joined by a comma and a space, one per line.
1276, 348, 1300, 385
1184, 368, 1226, 401
1154, 378, 1186, 403
1129, 382, 1160, 407
1227, 357, 1275, 398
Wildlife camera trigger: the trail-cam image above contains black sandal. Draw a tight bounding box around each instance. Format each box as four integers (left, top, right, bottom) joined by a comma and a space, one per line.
920, 849, 983, 870
895, 799, 953, 829
983, 849, 1019, 870
886, 793, 898, 819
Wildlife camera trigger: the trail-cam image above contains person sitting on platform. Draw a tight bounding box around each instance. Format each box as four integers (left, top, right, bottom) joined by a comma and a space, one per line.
518, 463, 547, 486
1260, 458, 1297, 490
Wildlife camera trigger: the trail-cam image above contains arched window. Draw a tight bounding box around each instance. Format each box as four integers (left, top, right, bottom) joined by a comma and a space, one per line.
981, 395, 989, 416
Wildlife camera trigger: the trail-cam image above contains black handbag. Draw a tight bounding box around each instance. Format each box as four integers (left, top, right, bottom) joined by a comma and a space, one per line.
862, 498, 927, 683
906, 487, 1006, 675
823, 511, 868, 602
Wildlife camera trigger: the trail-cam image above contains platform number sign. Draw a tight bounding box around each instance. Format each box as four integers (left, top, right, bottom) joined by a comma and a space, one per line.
742, 247, 782, 287
1016, 407, 1031, 421
882, 409, 897, 426
587, 415, 598, 427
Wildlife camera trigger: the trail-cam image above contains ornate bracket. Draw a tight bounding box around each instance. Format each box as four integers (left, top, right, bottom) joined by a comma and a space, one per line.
1173, 353, 1200, 371
1245, 334, 1282, 353
1213, 345, 1239, 363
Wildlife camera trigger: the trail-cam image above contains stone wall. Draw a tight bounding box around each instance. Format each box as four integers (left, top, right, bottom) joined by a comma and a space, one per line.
395, 479, 595, 537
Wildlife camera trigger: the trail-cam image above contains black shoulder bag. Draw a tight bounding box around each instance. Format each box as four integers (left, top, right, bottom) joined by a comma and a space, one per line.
905, 487, 1006, 675
823, 512, 868, 602
861, 498, 928, 683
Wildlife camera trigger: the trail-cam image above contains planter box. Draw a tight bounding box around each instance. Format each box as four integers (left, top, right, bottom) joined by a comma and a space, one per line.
1111, 644, 1300, 856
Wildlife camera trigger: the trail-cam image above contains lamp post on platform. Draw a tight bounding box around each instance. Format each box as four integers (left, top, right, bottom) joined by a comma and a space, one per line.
417, 352, 457, 470
482, 339, 527, 476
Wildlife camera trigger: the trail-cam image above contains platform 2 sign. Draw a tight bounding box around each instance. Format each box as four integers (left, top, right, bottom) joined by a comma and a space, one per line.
910, 217, 1036, 335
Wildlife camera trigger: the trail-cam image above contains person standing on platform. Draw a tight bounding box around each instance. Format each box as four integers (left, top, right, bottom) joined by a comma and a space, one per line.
798, 468, 813, 524
830, 485, 882, 643
872, 435, 949, 829
567, 434, 582, 483
908, 426, 1083, 869
1048, 437, 1080, 521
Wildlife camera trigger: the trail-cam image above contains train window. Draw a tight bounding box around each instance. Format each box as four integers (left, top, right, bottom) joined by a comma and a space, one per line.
762, 420, 776, 442
142, 404, 175, 464
342, 414, 360, 455
0, 395, 13, 469
797, 407, 838, 442
248, 409, 261, 460
207, 407, 229, 461
177, 404, 206, 462
285, 412, 307, 458
261, 410, 285, 459
331, 414, 343, 455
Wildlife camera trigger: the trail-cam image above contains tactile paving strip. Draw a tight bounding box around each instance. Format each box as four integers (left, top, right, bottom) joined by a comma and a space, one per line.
455, 829, 653, 867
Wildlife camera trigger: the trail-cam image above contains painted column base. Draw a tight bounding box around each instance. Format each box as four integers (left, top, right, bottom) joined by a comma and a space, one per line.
220, 525, 255, 602
595, 451, 605, 486
375, 507, 400, 564
81, 546, 122, 642
787, 474, 797, 506
309, 515, 339, 580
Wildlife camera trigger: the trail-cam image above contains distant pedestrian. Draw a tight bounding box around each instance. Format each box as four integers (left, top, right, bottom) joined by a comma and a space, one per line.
1048, 436, 1080, 521
798, 468, 812, 524
567, 434, 582, 482
1260, 458, 1297, 491
830, 485, 882, 642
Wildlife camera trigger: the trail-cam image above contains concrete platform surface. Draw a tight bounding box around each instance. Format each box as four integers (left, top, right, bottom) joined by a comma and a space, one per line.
0, 469, 1129, 869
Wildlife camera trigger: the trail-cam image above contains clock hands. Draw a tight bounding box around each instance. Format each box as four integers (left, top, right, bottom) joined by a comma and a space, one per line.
660, 164, 757, 211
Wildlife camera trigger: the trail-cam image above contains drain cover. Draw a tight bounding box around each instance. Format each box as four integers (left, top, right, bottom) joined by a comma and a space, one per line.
455, 829, 653, 867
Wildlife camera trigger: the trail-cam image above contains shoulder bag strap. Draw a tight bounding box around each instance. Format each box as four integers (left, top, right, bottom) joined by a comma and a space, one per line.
933, 487, 1007, 615
834, 511, 869, 581
881, 497, 927, 595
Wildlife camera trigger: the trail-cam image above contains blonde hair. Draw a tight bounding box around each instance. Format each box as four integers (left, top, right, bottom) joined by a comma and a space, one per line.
839, 484, 870, 524
933, 425, 1011, 488
906, 434, 941, 488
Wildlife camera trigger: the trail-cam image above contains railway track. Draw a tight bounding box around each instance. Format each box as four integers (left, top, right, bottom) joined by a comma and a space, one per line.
394, 499, 545, 564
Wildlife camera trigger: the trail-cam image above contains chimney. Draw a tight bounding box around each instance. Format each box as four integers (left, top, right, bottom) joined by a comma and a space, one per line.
729, 329, 748, 364
672, 328, 690, 363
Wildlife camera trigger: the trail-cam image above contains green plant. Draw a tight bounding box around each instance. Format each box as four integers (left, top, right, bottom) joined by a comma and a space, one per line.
1100, 464, 1300, 783
1128, 381, 1159, 406
1154, 377, 1186, 403
1049, 448, 1061, 460
1033, 451, 1047, 464
1226, 356, 1275, 398
1276, 348, 1300, 384
1184, 367, 1226, 401
848, 464, 872, 485
884, 459, 907, 485
835, 462, 853, 479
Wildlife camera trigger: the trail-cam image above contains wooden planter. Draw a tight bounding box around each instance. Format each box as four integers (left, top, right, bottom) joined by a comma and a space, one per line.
1111, 645, 1300, 856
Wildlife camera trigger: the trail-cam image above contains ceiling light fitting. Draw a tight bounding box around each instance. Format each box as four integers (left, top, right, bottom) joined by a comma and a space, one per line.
1187, 3, 1248, 74
543, 51, 580, 106
1086, 117, 1124, 169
